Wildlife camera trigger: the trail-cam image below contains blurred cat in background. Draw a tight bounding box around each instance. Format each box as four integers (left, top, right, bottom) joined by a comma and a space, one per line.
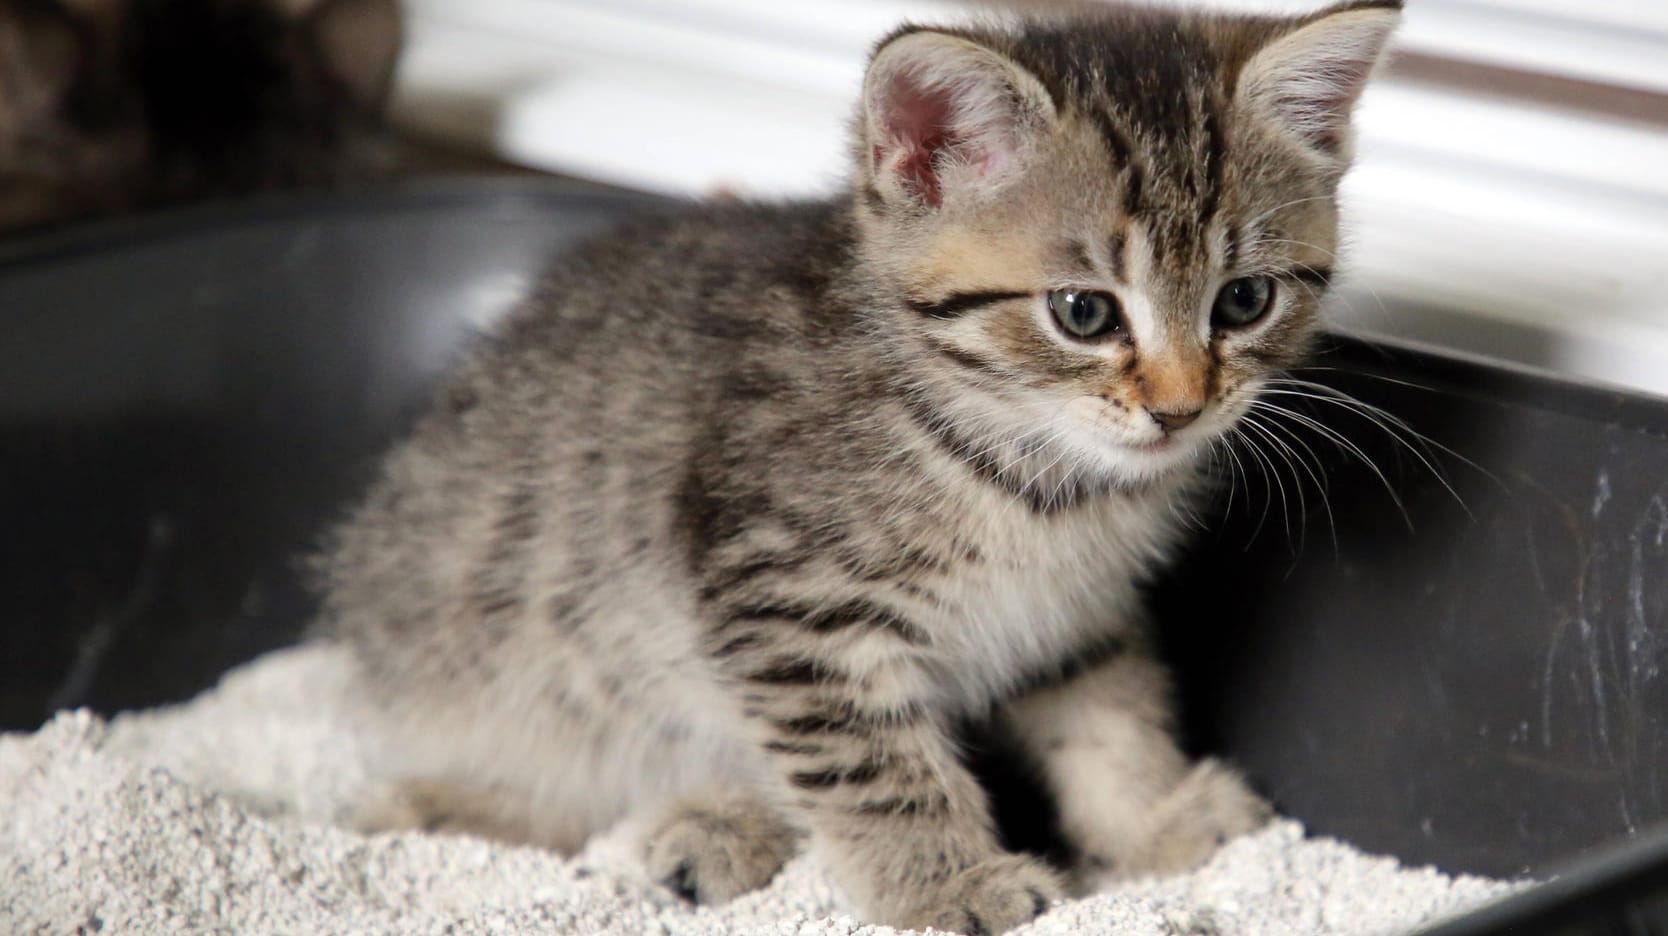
0, 0, 402, 234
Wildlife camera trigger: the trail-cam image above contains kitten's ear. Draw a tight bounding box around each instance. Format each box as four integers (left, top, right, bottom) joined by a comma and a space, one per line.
1236, 1, 1401, 159
861, 28, 1056, 209
0, 0, 84, 133
305, 0, 404, 110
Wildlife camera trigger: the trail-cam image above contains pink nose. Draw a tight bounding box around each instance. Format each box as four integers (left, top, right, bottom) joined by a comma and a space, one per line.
1149, 407, 1202, 432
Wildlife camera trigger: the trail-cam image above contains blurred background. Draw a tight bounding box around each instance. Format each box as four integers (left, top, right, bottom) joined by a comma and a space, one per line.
383, 0, 1668, 397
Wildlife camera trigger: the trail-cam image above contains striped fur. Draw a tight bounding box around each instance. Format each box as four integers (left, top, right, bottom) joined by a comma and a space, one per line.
321, 3, 1398, 933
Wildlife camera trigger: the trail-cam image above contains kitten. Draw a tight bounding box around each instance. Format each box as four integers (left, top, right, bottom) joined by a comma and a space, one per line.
0, 0, 401, 234
320, 3, 1400, 933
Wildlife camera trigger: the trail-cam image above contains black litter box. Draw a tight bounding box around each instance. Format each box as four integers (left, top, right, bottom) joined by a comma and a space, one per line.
3, 181, 1666, 934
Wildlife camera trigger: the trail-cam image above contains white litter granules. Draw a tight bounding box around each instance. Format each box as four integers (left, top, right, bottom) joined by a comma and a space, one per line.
1, 644, 1517, 935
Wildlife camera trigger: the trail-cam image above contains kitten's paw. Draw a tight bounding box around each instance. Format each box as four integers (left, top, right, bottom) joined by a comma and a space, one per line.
644, 793, 801, 904
1117, 759, 1272, 877
903, 854, 1063, 936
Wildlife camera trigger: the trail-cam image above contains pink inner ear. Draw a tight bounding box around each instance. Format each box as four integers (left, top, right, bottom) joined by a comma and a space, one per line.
876, 68, 962, 208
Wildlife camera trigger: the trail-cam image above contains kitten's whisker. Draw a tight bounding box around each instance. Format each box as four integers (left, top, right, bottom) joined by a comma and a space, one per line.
1177, 487, 1210, 530
959, 399, 1075, 520
1248, 398, 1331, 495
1225, 424, 1276, 547
902, 396, 1051, 528
1042, 430, 1091, 512
1262, 384, 1433, 486
1265, 414, 1342, 559
952, 404, 1044, 473
1242, 411, 1335, 559
982, 434, 1032, 477
1238, 416, 1297, 547
1253, 237, 1339, 261
1247, 398, 1415, 531
993, 434, 1050, 523
1041, 456, 1076, 511
1211, 388, 1263, 526
1265, 377, 1492, 479
1248, 408, 1340, 556
1241, 195, 1335, 231
1250, 235, 1394, 323
1240, 413, 1301, 550
1260, 379, 1492, 510
1208, 436, 1243, 521
1017, 411, 1072, 508
1286, 273, 1325, 307
1026, 437, 1076, 510
1202, 437, 1236, 520
1288, 366, 1443, 396
1221, 437, 1247, 523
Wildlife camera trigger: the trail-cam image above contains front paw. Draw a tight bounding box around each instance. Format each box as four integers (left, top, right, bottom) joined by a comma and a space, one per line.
900, 854, 1063, 936
644, 793, 801, 904
1098, 759, 1272, 880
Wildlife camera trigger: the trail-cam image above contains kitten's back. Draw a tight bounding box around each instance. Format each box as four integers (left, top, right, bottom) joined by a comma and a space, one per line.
319, 200, 859, 682
318, 200, 868, 847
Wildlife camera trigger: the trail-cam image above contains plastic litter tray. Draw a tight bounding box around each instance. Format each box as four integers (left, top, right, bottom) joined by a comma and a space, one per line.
3, 180, 1665, 933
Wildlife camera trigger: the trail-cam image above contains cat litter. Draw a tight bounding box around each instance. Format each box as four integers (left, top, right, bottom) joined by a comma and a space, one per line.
1, 643, 1516, 935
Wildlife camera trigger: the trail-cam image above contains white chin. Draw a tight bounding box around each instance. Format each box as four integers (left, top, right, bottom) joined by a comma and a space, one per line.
1099, 435, 1208, 481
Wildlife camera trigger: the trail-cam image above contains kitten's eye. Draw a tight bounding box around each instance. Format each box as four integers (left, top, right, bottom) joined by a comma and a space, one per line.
1047, 290, 1124, 339
1212, 276, 1275, 328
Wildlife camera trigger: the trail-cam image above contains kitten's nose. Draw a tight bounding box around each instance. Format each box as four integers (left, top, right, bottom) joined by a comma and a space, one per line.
1149, 407, 1202, 433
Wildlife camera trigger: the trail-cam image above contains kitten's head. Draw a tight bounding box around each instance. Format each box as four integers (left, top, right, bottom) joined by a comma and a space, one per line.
0, 0, 401, 229
853, 1, 1399, 487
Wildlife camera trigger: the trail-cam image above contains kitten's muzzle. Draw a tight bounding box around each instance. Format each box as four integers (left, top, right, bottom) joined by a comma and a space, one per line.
1129, 350, 1209, 435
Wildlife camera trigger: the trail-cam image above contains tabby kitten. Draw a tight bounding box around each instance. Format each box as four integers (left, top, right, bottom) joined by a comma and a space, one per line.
322, 3, 1400, 933
0, 0, 401, 234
